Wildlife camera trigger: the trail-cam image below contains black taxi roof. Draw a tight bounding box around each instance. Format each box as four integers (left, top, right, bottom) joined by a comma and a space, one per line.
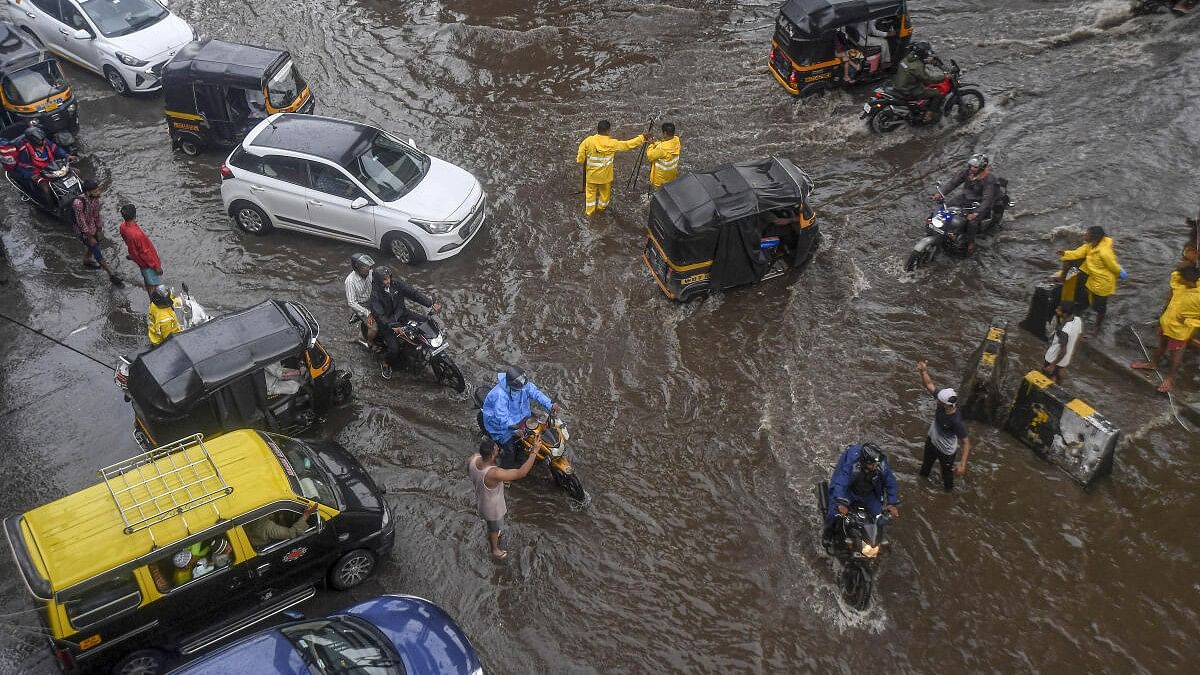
248, 114, 375, 167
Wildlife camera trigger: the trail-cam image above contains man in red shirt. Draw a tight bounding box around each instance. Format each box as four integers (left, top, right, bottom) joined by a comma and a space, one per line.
118, 204, 163, 295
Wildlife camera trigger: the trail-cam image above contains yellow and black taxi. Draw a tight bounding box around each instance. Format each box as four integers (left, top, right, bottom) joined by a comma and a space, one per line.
162, 38, 314, 156
0, 22, 77, 146
768, 0, 912, 97
3, 430, 394, 675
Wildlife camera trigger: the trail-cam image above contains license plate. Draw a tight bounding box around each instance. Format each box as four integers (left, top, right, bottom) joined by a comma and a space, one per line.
862, 103, 872, 113
63, 176, 79, 188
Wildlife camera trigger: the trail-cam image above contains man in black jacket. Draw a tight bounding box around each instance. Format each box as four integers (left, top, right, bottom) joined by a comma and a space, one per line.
933, 153, 1002, 253
369, 265, 439, 379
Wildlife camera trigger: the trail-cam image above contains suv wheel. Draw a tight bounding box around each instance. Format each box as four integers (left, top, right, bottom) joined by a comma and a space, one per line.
104, 66, 131, 96
329, 549, 376, 590
231, 201, 273, 235
382, 232, 425, 266
114, 648, 167, 675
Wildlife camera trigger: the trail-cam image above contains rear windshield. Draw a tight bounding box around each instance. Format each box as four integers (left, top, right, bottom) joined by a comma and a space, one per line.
59, 571, 141, 630
260, 433, 338, 508
345, 132, 428, 203
266, 60, 306, 110
1, 61, 68, 106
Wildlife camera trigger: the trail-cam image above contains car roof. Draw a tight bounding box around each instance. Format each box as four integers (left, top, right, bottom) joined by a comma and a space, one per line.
167, 630, 309, 675
247, 113, 375, 167
18, 430, 299, 593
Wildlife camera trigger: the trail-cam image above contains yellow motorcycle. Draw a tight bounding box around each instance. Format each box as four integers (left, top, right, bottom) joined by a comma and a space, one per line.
472, 386, 585, 502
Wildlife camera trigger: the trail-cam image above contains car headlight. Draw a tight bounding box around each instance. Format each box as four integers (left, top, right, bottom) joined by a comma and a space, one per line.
116, 52, 148, 67
410, 218, 456, 234
380, 503, 391, 528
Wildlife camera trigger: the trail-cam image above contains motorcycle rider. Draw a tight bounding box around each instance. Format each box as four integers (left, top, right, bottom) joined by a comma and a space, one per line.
482, 366, 561, 469
368, 265, 440, 379
15, 126, 71, 206
892, 41, 945, 123
822, 443, 900, 550
147, 284, 182, 346
345, 253, 378, 349
933, 153, 1001, 254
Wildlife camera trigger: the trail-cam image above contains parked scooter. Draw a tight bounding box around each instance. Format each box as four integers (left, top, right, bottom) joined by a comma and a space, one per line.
350, 303, 465, 392
862, 59, 985, 133
904, 184, 1013, 271
115, 283, 212, 390
815, 479, 889, 611
472, 386, 586, 503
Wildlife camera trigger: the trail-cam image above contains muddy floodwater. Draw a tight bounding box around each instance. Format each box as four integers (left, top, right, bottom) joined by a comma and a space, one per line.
2, 1, 1199, 672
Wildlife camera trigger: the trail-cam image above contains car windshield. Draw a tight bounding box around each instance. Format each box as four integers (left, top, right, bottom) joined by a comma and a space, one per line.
266, 60, 306, 109
345, 132, 428, 203
262, 433, 339, 508
1, 61, 68, 106
79, 0, 168, 38
281, 617, 404, 675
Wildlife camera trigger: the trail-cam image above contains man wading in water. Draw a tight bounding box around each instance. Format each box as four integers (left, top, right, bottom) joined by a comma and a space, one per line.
469, 438, 538, 560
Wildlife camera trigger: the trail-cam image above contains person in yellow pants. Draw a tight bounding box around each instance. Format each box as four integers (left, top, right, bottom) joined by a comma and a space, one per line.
576, 120, 644, 216
645, 122, 680, 191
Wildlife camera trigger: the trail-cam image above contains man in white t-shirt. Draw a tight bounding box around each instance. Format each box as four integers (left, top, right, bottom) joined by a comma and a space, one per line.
1042, 302, 1083, 384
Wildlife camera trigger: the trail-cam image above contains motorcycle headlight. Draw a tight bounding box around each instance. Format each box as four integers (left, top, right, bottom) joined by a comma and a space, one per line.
67, 102, 77, 113
410, 218, 456, 234
861, 542, 880, 558
428, 334, 445, 348
116, 52, 148, 68
549, 445, 564, 458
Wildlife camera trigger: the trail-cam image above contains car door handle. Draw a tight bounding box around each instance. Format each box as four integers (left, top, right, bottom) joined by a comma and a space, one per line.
58, 28, 71, 35
257, 563, 271, 575
306, 199, 322, 207
25, 11, 37, 19
248, 185, 266, 192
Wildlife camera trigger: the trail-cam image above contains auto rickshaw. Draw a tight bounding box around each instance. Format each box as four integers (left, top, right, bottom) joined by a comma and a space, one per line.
115, 299, 351, 449
768, 0, 912, 97
642, 157, 819, 302
162, 38, 314, 156
0, 22, 77, 147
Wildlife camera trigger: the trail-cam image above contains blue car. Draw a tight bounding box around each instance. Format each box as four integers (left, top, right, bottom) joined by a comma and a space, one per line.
170, 595, 483, 675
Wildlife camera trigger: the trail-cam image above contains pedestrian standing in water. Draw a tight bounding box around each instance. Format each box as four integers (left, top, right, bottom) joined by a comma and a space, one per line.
71, 179, 123, 286
118, 204, 163, 296
916, 360, 972, 491
1042, 302, 1082, 384
468, 438, 538, 560
1057, 225, 1126, 335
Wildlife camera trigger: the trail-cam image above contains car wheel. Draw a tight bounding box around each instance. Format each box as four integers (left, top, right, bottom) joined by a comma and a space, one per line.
104, 66, 132, 96
20, 28, 44, 48
382, 232, 426, 266
231, 201, 273, 235
114, 648, 167, 675
329, 549, 376, 590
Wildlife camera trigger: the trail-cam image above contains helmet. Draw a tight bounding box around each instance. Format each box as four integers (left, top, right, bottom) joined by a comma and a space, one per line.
505, 366, 527, 391
372, 265, 392, 285
150, 284, 173, 309
350, 252, 375, 275
24, 126, 46, 143
967, 153, 990, 170
910, 41, 933, 60
858, 443, 885, 467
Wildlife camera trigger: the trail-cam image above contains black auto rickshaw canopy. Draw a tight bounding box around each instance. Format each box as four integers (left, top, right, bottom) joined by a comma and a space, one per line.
778, 0, 907, 39
162, 38, 292, 107
646, 157, 816, 294
126, 300, 313, 419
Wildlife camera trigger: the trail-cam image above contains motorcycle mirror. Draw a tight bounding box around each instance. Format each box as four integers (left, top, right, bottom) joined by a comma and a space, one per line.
181, 282, 190, 296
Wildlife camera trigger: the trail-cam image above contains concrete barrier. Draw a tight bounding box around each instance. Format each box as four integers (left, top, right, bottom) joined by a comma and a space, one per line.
1018, 269, 1083, 341
1005, 370, 1120, 486
960, 321, 1008, 424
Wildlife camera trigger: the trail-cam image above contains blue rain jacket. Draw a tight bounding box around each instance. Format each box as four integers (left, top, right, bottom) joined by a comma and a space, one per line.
482, 372, 554, 443
824, 444, 900, 528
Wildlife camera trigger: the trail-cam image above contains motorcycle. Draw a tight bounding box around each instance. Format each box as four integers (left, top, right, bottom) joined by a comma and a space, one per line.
3, 155, 83, 221
114, 282, 212, 390
472, 386, 586, 503
861, 59, 985, 134
815, 479, 889, 611
1132, 0, 1195, 15
350, 304, 465, 393
904, 184, 1013, 272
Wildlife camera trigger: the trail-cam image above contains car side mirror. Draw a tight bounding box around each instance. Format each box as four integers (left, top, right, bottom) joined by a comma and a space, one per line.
73, 29, 92, 40
350, 197, 369, 210
407, 137, 417, 149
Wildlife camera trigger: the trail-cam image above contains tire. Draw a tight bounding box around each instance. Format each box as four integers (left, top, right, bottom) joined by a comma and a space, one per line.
382, 232, 426, 266
947, 90, 985, 123
329, 549, 376, 590
904, 250, 924, 272
551, 465, 586, 502
841, 564, 873, 611
104, 66, 131, 96
868, 108, 905, 134
231, 200, 273, 235
178, 138, 202, 156
113, 648, 168, 675
332, 373, 353, 405
430, 353, 466, 393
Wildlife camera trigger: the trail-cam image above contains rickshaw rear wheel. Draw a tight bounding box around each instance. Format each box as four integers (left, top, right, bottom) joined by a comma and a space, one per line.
232, 201, 273, 235
104, 66, 131, 96
178, 139, 202, 156
383, 232, 426, 265
113, 648, 168, 675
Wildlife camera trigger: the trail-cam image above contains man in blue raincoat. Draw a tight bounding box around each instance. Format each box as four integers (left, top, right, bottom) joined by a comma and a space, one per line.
823, 443, 900, 545
482, 366, 559, 468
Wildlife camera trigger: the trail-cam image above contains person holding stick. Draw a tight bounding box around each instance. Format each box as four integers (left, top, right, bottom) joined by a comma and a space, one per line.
575, 120, 644, 217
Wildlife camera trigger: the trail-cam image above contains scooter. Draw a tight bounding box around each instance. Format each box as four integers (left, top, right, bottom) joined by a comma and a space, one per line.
3, 156, 83, 222
114, 283, 212, 390
904, 184, 1013, 271
815, 480, 889, 611
862, 59, 985, 133
350, 304, 465, 392
472, 386, 586, 503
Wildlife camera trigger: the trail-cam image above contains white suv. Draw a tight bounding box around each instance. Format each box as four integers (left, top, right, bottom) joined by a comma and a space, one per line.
6, 0, 193, 94
220, 114, 486, 265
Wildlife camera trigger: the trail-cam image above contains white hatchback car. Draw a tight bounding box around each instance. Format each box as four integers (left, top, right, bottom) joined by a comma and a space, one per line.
5, 0, 193, 94
220, 113, 486, 264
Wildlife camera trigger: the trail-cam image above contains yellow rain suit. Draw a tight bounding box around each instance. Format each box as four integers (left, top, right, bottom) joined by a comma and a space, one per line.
576, 133, 644, 216
1160, 271, 1200, 342
645, 135, 681, 188
147, 300, 182, 346
1060, 235, 1122, 299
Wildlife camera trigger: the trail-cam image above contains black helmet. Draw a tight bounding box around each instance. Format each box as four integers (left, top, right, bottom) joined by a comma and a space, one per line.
858, 443, 884, 467
505, 366, 527, 391
350, 252, 375, 275
372, 265, 392, 285
150, 285, 173, 309
24, 126, 46, 143
910, 41, 933, 60
967, 153, 990, 170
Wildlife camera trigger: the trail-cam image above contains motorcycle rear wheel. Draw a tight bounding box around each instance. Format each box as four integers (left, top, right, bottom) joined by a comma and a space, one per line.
431, 353, 466, 393
841, 563, 873, 611
551, 465, 586, 502
869, 109, 905, 134
948, 90, 985, 123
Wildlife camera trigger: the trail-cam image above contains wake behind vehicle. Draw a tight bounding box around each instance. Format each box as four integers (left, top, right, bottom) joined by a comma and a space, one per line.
3, 430, 394, 675
815, 479, 889, 611
861, 58, 984, 133
472, 386, 585, 502
350, 303, 465, 392
904, 182, 1012, 271
114, 299, 351, 450
162, 38, 314, 156
0, 22, 77, 147
642, 157, 819, 301
768, 0, 912, 97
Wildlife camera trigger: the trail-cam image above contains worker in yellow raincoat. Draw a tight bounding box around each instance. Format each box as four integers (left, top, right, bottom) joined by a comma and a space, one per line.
147, 284, 182, 346
576, 120, 644, 216
1131, 265, 1200, 393
1057, 225, 1125, 332
645, 122, 680, 191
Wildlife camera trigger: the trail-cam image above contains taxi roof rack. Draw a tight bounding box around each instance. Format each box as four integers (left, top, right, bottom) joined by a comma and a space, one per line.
98, 433, 234, 537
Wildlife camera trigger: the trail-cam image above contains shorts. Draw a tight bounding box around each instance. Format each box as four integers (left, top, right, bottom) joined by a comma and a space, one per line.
485, 517, 505, 533
79, 235, 103, 264
1159, 327, 1187, 352
141, 267, 161, 285
1086, 290, 1108, 315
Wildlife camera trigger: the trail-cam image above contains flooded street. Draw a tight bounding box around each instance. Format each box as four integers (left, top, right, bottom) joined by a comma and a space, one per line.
2, 0, 1198, 672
